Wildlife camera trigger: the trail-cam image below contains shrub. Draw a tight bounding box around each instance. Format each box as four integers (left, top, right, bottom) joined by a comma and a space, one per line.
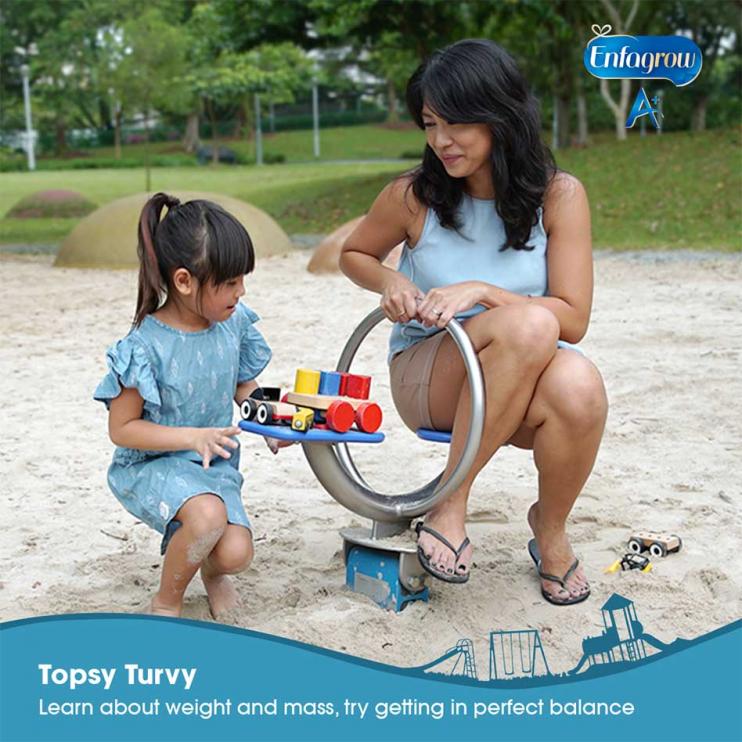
0, 148, 27, 172
5, 190, 97, 219
400, 150, 424, 160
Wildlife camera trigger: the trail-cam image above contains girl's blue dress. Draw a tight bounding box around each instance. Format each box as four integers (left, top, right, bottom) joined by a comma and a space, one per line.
94, 303, 271, 554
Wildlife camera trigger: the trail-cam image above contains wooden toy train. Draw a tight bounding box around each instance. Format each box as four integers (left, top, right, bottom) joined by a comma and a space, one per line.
240, 368, 383, 434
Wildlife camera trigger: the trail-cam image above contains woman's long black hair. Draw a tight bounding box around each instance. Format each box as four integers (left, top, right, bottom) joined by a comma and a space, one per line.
406, 38, 558, 251
134, 193, 254, 326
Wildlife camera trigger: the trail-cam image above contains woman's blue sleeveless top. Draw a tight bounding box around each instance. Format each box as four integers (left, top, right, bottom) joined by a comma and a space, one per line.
388, 194, 549, 361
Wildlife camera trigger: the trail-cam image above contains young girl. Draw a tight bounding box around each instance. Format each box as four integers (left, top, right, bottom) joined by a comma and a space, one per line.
341, 39, 607, 604
94, 192, 274, 619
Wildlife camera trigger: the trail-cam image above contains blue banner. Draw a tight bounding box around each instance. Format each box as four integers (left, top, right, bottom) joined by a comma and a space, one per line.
1, 614, 740, 742
584, 25, 702, 87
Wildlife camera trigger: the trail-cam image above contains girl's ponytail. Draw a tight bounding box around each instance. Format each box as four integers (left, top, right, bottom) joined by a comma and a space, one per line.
134, 192, 180, 326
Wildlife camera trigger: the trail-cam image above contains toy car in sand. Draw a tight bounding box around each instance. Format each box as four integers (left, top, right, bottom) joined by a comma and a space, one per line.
627, 531, 682, 558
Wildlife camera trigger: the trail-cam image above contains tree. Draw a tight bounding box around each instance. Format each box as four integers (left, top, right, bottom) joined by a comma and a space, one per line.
665, 0, 741, 131
116, 9, 189, 188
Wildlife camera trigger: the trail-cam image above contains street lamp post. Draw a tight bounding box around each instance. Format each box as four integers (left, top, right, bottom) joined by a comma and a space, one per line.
312, 79, 320, 159
20, 64, 36, 171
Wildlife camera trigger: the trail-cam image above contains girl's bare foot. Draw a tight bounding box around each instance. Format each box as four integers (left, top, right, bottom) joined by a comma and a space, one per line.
527, 502, 589, 602
148, 594, 182, 617
200, 567, 241, 620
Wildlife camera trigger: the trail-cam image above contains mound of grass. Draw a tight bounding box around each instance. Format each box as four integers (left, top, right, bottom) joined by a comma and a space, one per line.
5, 189, 97, 219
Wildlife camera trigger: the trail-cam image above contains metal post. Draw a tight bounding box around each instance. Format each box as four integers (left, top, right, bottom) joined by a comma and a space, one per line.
656, 89, 664, 135
254, 92, 263, 165
20, 64, 35, 171
312, 81, 320, 158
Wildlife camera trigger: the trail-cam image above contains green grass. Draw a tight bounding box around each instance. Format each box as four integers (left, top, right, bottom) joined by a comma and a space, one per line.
1, 126, 740, 250
71, 124, 424, 165
555, 128, 742, 251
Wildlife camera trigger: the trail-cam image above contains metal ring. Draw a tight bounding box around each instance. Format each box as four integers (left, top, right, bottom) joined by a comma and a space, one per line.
301, 307, 485, 522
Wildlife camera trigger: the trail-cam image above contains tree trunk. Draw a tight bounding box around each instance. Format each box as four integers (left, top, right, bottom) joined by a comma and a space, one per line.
144, 108, 151, 193
182, 112, 200, 153
205, 98, 219, 165
556, 95, 570, 149
386, 78, 399, 124
234, 101, 247, 138
55, 119, 66, 156
600, 78, 631, 141
114, 109, 122, 160
576, 93, 588, 146
690, 95, 708, 132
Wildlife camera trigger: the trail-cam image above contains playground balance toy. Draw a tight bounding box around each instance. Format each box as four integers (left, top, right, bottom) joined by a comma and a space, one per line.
238, 308, 485, 612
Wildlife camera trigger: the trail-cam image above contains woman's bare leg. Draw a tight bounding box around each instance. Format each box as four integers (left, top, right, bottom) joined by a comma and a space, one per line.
200, 525, 254, 618
511, 350, 608, 600
416, 305, 560, 576
150, 494, 228, 616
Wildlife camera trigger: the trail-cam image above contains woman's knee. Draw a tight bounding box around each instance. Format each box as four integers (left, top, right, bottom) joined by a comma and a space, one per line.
478, 305, 560, 365
177, 494, 228, 538
210, 529, 254, 574
545, 357, 608, 433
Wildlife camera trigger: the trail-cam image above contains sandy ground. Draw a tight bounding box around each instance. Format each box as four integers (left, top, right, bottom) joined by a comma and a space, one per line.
1, 249, 740, 678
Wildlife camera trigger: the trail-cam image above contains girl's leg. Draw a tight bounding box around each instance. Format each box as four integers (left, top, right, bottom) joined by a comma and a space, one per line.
510, 350, 608, 600
200, 525, 254, 618
150, 494, 228, 617
417, 305, 561, 576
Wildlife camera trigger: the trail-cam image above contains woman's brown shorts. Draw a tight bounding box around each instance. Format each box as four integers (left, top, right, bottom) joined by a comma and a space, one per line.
389, 331, 448, 432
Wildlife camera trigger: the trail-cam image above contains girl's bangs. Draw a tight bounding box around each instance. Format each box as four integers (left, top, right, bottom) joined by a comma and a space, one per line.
201, 204, 255, 284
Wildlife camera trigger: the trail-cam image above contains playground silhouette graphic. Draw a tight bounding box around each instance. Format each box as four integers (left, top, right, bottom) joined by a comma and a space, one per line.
417, 593, 690, 685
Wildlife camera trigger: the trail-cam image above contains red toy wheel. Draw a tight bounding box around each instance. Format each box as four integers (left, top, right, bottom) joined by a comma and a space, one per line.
354, 402, 382, 433
326, 400, 354, 433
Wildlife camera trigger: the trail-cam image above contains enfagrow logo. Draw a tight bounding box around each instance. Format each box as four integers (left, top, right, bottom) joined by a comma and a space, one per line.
584, 24, 703, 129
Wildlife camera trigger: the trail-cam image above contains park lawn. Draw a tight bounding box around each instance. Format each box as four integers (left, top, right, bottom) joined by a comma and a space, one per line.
1, 128, 739, 250
39, 124, 424, 167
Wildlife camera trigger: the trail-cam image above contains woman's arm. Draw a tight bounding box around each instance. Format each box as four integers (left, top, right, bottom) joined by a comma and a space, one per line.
481, 173, 593, 344
109, 387, 239, 468
340, 178, 424, 322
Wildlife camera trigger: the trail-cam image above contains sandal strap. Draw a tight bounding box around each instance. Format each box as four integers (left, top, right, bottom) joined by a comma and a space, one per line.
416, 522, 470, 558
537, 558, 580, 588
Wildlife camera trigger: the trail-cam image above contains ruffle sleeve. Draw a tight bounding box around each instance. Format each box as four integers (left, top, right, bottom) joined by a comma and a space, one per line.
93, 334, 162, 415
236, 302, 272, 383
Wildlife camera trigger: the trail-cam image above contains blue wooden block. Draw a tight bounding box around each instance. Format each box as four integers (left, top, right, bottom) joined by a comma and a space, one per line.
319, 370, 342, 396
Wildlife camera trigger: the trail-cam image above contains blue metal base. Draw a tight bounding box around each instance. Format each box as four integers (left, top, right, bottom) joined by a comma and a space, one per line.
345, 545, 429, 612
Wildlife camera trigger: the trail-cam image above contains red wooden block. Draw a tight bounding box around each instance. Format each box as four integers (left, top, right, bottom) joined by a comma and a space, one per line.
325, 400, 354, 433
355, 402, 382, 433
345, 374, 371, 400
338, 373, 352, 396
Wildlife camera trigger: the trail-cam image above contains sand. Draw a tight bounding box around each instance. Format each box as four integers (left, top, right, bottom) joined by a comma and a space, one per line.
1, 249, 740, 677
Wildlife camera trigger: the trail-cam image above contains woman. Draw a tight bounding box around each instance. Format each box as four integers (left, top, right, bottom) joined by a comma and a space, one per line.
339, 39, 607, 606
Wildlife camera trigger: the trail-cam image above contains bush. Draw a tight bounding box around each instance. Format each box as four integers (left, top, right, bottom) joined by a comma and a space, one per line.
0, 148, 27, 172
400, 150, 424, 160
263, 152, 286, 164
35, 153, 196, 170
5, 190, 96, 219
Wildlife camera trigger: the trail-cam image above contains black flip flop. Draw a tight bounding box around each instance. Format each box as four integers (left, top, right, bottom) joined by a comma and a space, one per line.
527, 538, 590, 606
415, 522, 471, 584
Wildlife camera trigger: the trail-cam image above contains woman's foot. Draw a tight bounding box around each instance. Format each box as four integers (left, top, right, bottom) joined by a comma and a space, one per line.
200, 566, 241, 620
416, 504, 473, 579
527, 502, 589, 602
148, 594, 182, 617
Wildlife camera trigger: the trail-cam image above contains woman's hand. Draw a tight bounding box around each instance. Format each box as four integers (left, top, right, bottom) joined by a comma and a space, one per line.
417, 281, 487, 328
190, 426, 241, 469
380, 273, 424, 324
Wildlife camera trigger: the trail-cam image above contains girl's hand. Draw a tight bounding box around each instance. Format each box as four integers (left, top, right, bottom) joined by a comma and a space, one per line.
191, 426, 241, 469
417, 281, 487, 328
380, 273, 424, 324
264, 436, 294, 455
